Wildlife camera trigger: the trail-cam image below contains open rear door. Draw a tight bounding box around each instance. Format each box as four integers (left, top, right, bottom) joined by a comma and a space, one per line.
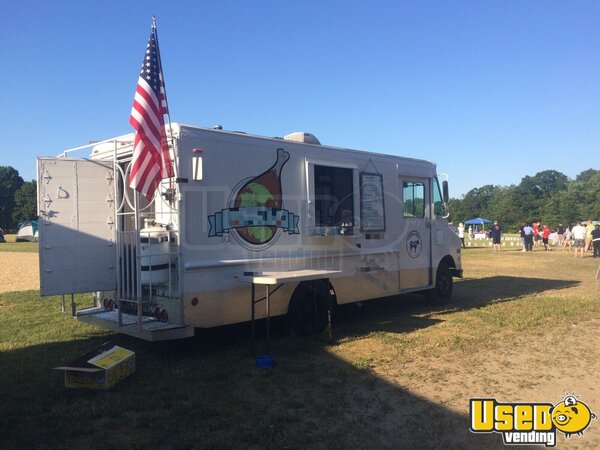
38, 158, 116, 296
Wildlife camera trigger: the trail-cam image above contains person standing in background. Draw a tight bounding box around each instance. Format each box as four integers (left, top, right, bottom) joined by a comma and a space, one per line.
533, 221, 541, 247
557, 223, 565, 246
489, 221, 502, 252
591, 224, 600, 258
458, 222, 466, 249
523, 222, 534, 252
585, 220, 594, 253
572, 221, 587, 258
562, 225, 573, 252
542, 224, 551, 251
519, 222, 526, 252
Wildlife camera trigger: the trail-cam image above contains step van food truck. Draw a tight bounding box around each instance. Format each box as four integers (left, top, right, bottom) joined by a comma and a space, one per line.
37, 124, 462, 341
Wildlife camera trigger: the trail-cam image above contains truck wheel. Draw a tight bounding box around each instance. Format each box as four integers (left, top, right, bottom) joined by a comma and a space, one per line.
289, 281, 329, 335
426, 262, 453, 306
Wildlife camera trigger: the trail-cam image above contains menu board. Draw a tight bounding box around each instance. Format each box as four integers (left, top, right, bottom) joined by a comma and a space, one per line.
360, 173, 386, 231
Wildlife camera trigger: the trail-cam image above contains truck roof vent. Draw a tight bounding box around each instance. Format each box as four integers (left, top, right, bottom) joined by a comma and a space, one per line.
283, 132, 321, 145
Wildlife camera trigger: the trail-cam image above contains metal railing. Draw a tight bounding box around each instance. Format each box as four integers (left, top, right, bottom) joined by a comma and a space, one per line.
111, 140, 182, 332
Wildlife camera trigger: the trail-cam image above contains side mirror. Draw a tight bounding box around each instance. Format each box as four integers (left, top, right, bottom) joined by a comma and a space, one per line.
442, 180, 449, 203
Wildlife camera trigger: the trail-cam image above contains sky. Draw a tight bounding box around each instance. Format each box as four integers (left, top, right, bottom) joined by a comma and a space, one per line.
1, 0, 599, 198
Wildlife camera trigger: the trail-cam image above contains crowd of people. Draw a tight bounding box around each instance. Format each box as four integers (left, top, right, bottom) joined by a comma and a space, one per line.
518, 220, 600, 257
450, 219, 600, 257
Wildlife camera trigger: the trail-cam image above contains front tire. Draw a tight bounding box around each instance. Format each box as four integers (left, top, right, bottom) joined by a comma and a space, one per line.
426, 262, 453, 306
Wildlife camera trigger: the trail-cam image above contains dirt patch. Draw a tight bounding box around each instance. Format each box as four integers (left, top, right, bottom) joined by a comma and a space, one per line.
0, 252, 39, 293
329, 317, 600, 448
327, 254, 600, 450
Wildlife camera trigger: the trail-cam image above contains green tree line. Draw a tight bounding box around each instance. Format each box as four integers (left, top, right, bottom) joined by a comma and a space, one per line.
448, 169, 600, 232
0, 166, 37, 231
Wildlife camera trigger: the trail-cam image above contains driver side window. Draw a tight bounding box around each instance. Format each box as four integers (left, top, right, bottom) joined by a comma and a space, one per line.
403, 181, 425, 218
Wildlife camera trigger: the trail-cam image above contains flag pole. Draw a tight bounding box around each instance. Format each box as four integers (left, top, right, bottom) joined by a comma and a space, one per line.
152, 16, 179, 182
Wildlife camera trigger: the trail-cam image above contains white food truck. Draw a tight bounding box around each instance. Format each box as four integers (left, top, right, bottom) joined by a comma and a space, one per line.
37, 124, 462, 341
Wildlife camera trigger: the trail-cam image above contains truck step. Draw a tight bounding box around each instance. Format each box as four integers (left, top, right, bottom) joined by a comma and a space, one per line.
76, 307, 194, 341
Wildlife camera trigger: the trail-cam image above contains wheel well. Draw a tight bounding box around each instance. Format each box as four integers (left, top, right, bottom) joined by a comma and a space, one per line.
287, 279, 336, 314
287, 278, 336, 335
439, 255, 456, 269
433, 255, 456, 283
427, 255, 455, 305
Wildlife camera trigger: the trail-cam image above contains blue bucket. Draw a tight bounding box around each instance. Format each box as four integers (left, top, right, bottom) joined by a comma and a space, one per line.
255, 354, 275, 368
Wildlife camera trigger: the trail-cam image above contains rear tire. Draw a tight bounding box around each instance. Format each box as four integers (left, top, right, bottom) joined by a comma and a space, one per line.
426, 262, 453, 306
288, 281, 329, 335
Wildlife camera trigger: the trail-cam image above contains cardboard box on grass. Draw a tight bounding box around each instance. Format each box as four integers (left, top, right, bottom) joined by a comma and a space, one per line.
55, 343, 135, 389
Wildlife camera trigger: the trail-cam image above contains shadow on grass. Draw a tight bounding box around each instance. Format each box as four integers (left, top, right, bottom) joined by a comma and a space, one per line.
327, 275, 579, 338
0, 337, 509, 450
2, 276, 568, 449
0, 296, 522, 449
452, 275, 580, 310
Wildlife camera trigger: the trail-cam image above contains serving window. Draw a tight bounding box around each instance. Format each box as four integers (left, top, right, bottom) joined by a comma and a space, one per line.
314, 165, 354, 227
305, 160, 358, 235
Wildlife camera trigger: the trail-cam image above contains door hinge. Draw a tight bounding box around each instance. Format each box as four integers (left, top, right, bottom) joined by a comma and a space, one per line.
56, 186, 69, 199
42, 170, 52, 184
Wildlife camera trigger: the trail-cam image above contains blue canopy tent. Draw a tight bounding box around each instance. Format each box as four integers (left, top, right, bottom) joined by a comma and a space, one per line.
464, 217, 492, 234
465, 217, 492, 225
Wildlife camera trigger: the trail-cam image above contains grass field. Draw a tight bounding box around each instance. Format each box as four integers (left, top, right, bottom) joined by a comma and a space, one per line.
1, 247, 599, 449
0, 234, 39, 252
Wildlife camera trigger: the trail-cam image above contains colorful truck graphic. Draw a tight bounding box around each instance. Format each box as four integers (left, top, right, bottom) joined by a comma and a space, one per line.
208, 148, 299, 248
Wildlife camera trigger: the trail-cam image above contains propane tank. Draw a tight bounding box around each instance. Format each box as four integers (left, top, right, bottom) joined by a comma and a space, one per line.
140, 226, 170, 285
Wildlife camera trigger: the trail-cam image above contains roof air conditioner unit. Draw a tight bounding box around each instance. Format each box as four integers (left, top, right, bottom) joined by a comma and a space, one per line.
283, 132, 321, 145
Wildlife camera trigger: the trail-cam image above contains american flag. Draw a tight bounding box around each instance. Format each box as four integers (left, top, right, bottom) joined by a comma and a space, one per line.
129, 19, 174, 200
